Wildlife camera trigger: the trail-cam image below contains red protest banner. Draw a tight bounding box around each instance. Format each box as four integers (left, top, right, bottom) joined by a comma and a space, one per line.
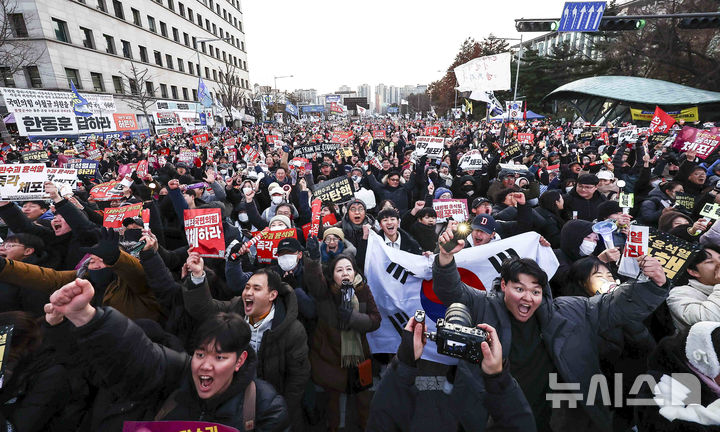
518, 133, 534, 144
255, 229, 297, 264
424, 125, 439, 136
330, 131, 352, 144
159, 148, 171, 156
308, 199, 321, 237
672, 126, 720, 159
136, 160, 148, 178
184, 208, 225, 258
113, 113, 138, 131
226, 148, 237, 162
302, 213, 337, 239
103, 203, 143, 228
118, 163, 136, 177
649, 106, 676, 134
266, 135, 279, 144
193, 133, 210, 145
89, 181, 124, 201
372, 130, 387, 140
223, 138, 236, 147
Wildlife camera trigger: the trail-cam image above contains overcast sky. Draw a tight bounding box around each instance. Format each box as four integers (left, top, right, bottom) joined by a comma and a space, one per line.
243, 0, 569, 94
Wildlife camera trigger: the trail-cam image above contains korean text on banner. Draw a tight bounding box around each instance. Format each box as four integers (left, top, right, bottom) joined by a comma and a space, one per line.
458, 150, 485, 171
89, 180, 124, 201
517, 133, 534, 144
630, 106, 699, 123
647, 228, 701, 282
672, 126, 720, 159
364, 231, 558, 364
454, 52, 511, 92
312, 177, 354, 204
122, 421, 239, 432
433, 199, 468, 221
648, 106, 676, 134
193, 133, 210, 145
372, 130, 387, 140
415, 136, 445, 159
65, 159, 99, 177
184, 208, 225, 258
45, 167, 78, 189
255, 229, 297, 264
308, 199, 322, 238
103, 203, 143, 228
302, 213, 337, 240
619, 225, 649, 278
21, 149, 49, 163
0, 164, 47, 200
113, 113, 138, 131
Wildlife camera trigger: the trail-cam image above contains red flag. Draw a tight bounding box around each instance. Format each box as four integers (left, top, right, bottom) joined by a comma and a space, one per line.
649, 106, 676, 134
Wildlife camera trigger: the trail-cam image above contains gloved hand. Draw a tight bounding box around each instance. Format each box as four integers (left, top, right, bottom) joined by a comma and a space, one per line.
305, 235, 320, 260
337, 304, 353, 330
226, 239, 243, 261
79, 227, 121, 265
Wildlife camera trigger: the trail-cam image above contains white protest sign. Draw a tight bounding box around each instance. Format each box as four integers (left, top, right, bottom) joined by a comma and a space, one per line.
415, 136, 445, 160
0, 164, 48, 200
459, 150, 485, 170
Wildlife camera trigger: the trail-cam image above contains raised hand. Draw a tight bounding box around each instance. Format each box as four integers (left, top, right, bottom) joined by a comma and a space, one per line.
49, 278, 96, 326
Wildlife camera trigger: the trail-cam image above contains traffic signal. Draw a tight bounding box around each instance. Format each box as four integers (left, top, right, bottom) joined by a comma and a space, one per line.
678, 16, 720, 29
515, 20, 560, 32
599, 18, 646, 31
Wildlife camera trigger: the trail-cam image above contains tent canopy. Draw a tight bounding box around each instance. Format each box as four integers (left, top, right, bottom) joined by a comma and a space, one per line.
489, 110, 545, 121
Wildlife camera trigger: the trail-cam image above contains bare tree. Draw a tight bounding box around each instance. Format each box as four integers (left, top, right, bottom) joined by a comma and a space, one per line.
0, 0, 44, 74
120, 62, 157, 134
215, 63, 247, 126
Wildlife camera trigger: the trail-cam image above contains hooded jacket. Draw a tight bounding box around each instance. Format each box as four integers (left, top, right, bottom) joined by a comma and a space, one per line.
562, 187, 607, 221
432, 255, 669, 431
72, 307, 289, 431
181, 277, 310, 427
666, 279, 720, 333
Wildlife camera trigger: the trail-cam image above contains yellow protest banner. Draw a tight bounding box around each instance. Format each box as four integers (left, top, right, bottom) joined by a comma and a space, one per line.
631, 107, 699, 122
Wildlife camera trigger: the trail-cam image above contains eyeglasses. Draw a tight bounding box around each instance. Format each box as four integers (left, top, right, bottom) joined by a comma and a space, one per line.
325, 236, 340, 243
576, 184, 597, 189
0, 243, 22, 249
349, 206, 364, 213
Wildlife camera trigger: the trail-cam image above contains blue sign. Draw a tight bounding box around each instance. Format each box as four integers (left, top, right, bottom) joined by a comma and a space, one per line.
199, 112, 207, 125
558, 1, 606, 32
285, 102, 299, 116
387, 107, 399, 113
325, 95, 341, 104
302, 105, 325, 113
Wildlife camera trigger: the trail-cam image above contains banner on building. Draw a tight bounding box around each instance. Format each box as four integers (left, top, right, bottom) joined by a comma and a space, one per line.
312, 176, 354, 204
103, 203, 143, 228
184, 208, 225, 258
630, 106, 699, 123
113, 113, 138, 131
0, 87, 116, 115
15, 112, 116, 137
364, 231, 558, 364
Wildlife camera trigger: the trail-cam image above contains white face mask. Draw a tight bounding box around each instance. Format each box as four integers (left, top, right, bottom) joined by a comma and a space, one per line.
566, 186, 574, 193
351, 175, 361, 183
579, 239, 597, 256
237, 213, 249, 222
242, 187, 253, 195
596, 279, 620, 294
277, 254, 298, 271
271, 196, 283, 205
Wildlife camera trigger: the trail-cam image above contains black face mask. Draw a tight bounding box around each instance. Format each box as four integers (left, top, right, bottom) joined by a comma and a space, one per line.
462, 184, 474, 191
669, 169, 679, 176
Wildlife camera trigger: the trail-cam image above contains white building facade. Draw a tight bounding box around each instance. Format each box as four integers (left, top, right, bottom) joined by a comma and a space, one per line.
2, 0, 251, 131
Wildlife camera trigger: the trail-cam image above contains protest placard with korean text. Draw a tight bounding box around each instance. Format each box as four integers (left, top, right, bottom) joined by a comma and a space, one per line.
255, 229, 297, 264
103, 203, 143, 228
0, 164, 47, 200
312, 177, 354, 204
184, 208, 225, 258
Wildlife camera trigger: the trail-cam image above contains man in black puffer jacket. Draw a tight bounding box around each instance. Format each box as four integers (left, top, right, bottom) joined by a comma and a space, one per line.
562, 174, 607, 221
45, 278, 290, 431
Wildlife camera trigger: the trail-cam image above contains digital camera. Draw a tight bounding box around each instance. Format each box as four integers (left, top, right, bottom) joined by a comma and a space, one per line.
425, 303, 488, 363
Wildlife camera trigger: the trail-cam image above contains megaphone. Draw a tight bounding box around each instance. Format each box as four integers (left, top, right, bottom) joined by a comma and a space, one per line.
592, 220, 617, 249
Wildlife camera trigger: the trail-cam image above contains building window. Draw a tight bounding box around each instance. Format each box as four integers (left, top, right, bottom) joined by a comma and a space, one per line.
160, 83, 168, 98
131, 8, 141, 25
172, 27, 179, 42
97, 0, 107, 12
154, 51, 162, 66
167, 0, 174, 11
103, 34, 115, 54
121, 40, 132, 58
177, 58, 184, 72
65, 68, 81, 89
192, 89, 197, 100
145, 81, 154, 96
165, 54, 173, 69
212, 69, 217, 81
197, 13, 202, 26
204, 67, 209, 79
171, 85, 178, 99
52, 18, 71, 43
179, 2, 184, 16
9, 14, 28, 37
183, 32, 189, 46
24, 66, 41, 88
212, 23, 216, 35
208, 44, 213, 57
240, 41, 244, 51
147, 16, 156, 32
160, 22, 167, 37
222, 51, 226, 62
192, 36, 197, 49
0, 67, 15, 87
188, 8, 193, 21
112, 75, 124, 93
182, 87, 188, 100
239, 21, 242, 32
129, 78, 138, 94
205, 19, 210, 31
200, 42, 205, 54
188, 62, 194, 75
139, 45, 148, 62
112, 0, 124, 19
90, 72, 104, 92
155, 0, 162, 4
80, 27, 95, 49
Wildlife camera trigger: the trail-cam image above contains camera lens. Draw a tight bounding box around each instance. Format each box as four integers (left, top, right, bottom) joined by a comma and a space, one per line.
445, 303, 472, 327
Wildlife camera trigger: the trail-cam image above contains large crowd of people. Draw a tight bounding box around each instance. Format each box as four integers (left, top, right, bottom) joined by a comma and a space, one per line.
1, 116, 720, 432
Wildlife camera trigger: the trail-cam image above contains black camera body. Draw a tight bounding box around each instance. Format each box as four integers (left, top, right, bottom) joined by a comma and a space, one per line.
425, 303, 488, 364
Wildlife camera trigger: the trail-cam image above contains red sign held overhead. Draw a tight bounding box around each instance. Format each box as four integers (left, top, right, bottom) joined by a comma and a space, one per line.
517, 133, 534, 144
330, 131, 352, 144
255, 229, 298, 264
424, 125, 440, 136
184, 208, 226, 258
103, 203, 143, 228
193, 133, 210, 145
673, 126, 720, 160
649, 106, 676, 134
372, 130, 387, 140
266, 135, 279, 144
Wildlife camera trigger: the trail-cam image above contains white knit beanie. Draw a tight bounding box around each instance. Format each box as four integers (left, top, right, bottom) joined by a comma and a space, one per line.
686, 321, 720, 378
